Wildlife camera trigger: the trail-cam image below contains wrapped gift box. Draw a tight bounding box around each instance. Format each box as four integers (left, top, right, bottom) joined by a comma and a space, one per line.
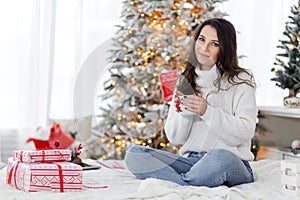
14, 149, 71, 163
7, 157, 82, 192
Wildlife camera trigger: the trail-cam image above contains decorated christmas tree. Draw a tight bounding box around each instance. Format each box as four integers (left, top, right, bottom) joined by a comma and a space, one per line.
90, 0, 226, 160
271, 0, 300, 97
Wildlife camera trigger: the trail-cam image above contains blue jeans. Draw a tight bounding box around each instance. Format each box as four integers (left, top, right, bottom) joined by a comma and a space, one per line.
125, 145, 254, 187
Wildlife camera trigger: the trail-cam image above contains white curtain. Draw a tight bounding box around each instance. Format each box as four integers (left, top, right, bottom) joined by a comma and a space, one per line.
50, 0, 122, 119
0, 0, 122, 150
0, 0, 55, 130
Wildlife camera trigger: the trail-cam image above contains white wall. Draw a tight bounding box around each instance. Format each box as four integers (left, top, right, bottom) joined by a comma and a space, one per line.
219, 0, 296, 106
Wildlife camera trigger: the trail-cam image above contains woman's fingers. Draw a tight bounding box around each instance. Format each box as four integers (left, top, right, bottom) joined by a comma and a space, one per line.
175, 90, 185, 97
180, 94, 207, 115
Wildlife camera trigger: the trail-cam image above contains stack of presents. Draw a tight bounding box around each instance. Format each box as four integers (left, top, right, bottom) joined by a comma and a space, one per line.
6, 122, 83, 192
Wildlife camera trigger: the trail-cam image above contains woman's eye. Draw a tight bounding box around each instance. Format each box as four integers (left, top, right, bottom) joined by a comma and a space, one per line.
212, 42, 219, 47
198, 37, 204, 41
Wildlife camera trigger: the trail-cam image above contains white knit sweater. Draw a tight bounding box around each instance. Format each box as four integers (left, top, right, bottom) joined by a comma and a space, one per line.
164, 65, 258, 161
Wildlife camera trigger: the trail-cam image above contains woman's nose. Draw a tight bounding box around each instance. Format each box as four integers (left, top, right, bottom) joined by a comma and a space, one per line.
202, 42, 209, 51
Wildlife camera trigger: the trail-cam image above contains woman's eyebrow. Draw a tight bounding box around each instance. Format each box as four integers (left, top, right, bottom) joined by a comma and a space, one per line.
199, 34, 219, 42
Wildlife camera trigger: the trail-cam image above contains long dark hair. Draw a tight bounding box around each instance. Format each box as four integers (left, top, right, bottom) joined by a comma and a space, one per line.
177, 18, 255, 94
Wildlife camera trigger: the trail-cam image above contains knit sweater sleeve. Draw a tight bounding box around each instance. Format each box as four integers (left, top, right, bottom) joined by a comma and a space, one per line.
201, 82, 257, 147
164, 95, 194, 145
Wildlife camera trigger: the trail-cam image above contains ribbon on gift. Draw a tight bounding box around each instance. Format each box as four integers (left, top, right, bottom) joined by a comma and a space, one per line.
17, 150, 46, 162
56, 163, 64, 192
7, 161, 20, 190
16, 149, 68, 163
19, 151, 23, 162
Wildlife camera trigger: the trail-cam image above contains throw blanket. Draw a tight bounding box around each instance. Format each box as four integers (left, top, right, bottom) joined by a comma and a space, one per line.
0, 159, 292, 200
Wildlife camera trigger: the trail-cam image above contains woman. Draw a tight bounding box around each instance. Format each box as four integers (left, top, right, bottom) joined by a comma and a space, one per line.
125, 18, 257, 187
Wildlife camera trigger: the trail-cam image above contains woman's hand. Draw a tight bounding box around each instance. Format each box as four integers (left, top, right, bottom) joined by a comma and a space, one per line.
177, 93, 207, 116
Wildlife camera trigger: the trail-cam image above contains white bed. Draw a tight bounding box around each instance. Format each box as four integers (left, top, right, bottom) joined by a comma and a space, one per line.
0, 159, 292, 200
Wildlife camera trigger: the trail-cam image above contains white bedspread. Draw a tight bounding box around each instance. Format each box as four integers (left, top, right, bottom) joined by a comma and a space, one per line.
0, 159, 292, 200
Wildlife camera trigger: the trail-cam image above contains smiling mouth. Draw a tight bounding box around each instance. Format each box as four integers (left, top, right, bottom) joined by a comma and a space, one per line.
199, 53, 209, 57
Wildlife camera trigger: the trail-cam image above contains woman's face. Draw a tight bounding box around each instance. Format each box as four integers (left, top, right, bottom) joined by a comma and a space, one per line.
194, 25, 220, 70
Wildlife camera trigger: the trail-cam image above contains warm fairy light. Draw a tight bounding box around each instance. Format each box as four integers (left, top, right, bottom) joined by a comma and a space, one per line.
274, 68, 279, 73
147, 139, 152, 144
127, 122, 132, 128
140, 86, 147, 96
134, 62, 139, 65
115, 135, 121, 140
172, 25, 176, 29
130, 1, 134, 5
123, 57, 128, 61
110, 139, 115, 143
117, 113, 122, 120
151, 79, 156, 84
141, 13, 145, 17
111, 82, 116, 86
126, 8, 131, 12
135, 139, 142, 145
116, 90, 124, 98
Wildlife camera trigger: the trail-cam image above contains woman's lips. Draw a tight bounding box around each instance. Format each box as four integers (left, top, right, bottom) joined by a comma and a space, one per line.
199, 52, 209, 57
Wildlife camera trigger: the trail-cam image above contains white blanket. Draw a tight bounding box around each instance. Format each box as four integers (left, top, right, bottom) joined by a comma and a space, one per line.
0, 159, 293, 200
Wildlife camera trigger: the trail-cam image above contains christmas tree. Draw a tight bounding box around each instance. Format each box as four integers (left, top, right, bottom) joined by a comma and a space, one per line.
271, 0, 300, 97
90, 0, 226, 160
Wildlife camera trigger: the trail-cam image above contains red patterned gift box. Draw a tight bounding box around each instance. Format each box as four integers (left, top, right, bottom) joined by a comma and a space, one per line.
7, 157, 82, 192
14, 149, 71, 163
